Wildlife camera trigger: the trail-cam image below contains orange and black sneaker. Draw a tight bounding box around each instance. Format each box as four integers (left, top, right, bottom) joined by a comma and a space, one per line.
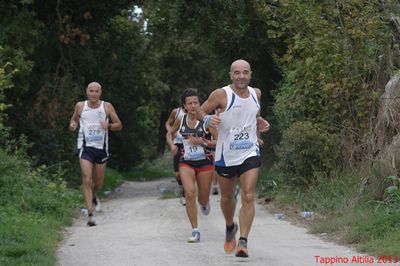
235, 239, 249, 258
224, 223, 238, 254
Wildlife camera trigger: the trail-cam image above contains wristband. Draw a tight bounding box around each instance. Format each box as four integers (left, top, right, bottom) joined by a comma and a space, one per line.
203, 115, 211, 128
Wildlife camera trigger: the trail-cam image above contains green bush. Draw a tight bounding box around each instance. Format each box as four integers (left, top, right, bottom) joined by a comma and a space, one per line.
0, 149, 80, 215
347, 208, 400, 244
274, 121, 341, 186
298, 173, 362, 215
0, 148, 80, 264
383, 175, 400, 211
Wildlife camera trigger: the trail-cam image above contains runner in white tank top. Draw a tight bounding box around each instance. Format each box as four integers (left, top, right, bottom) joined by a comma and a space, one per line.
69, 81, 122, 226
165, 106, 187, 205
214, 85, 260, 167
197, 60, 270, 258
77, 100, 109, 152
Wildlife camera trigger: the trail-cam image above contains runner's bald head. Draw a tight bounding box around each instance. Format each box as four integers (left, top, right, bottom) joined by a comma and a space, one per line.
230, 59, 251, 72
87, 82, 102, 90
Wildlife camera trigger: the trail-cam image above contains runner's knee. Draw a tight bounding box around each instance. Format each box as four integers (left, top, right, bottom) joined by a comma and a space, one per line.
220, 193, 235, 203
82, 175, 92, 186
241, 191, 255, 205
185, 189, 196, 203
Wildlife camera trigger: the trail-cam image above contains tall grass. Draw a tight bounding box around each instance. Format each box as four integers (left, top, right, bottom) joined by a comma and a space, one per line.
0, 150, 81, 265
260, 169, 400, 256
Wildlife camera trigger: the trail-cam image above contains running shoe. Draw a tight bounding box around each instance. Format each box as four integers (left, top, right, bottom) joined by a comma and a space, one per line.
180, 196, 186, 206
200, 202, 211, 216
235, 239, 249, 258
224, 222, 238, 254
87, 213, 96, 227
93, 196, 101, 212
187, 230, 200, 243
212, 186, 219, 195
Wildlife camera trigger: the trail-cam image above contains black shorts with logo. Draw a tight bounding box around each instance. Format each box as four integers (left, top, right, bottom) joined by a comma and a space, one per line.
78, 146, 108, 164
215, 156, 261, 179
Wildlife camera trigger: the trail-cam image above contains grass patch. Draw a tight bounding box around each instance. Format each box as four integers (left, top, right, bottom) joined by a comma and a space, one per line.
0, 205, 78, 266
263, 170, 400, 256
359, 228, 400, 256
127, 169, 173, 181
160, 190, 177, 199
98, 168, 126, 196
97, 154, 175, 199
297, 174, 361, 214
0, 149, 81, 265
126, 152, 174, 181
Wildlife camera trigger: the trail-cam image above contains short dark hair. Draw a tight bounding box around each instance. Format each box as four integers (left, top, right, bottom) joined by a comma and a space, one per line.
180, 88, 198, 107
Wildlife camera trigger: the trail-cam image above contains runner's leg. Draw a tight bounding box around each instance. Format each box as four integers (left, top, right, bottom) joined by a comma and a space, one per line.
180, 166, 198, 229
196, 169, 213, 206
218, 175, 237, 226
80, 159, 94, 214
93, 162, 106, 195
238, 167, 259, 238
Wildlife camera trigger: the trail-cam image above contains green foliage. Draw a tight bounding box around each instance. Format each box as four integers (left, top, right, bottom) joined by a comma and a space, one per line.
0, 45, 17, 128
0, 206, 59, 266
383, 175, 400, 210
0, 147, 80, 265
269, 169, 400, 256
0, 149, 80, 215
274, 121, 341, 186
142, 0, 282, 110
297, 173, 362, 215
0, 1, 149, 171
100, 168, 126, 196
272, 1, 389, 132
129, 151, 174, 181
348, 208, 400, 244
358, 228, 400, 256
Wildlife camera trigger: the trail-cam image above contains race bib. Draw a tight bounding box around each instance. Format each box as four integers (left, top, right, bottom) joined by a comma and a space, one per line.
84, 123, 104, 142
183, 139, 205, 161
229, 125, 254, 150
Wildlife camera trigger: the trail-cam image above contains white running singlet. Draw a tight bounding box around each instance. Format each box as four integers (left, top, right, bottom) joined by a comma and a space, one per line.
215, 85, 260, 167
173, 107, 185, 145
77, 101, 109, 151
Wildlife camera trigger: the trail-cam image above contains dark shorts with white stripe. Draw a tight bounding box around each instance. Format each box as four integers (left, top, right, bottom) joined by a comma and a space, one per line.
215, 156, 261, 179
78, 146, 108, 164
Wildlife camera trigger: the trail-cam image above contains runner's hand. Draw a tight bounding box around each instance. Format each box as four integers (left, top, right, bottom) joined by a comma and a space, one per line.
209, 112, 221, 127
69, 121, 77, 131
99, 120, 109, 129
170, 144, 178, 155
257, 117, 270, 133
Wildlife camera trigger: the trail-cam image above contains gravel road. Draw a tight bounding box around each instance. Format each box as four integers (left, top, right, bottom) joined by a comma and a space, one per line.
57, 178, 380, 266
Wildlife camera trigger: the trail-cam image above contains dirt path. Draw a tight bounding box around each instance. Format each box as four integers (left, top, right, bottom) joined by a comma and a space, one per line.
57, 178, 379, 266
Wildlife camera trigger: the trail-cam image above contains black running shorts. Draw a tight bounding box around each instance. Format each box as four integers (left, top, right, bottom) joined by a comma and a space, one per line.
78, 146, 108, 164
215, 156, 261, 179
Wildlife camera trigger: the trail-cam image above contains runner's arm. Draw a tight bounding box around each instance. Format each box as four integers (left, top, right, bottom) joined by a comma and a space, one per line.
166, 118, 181, 151
69, 102, 83, 131
165, 108, 177, 132
203, 127, 218, 148
198, 89, 225, 128
105, 102, 122, 131
254, 88, 270, 133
